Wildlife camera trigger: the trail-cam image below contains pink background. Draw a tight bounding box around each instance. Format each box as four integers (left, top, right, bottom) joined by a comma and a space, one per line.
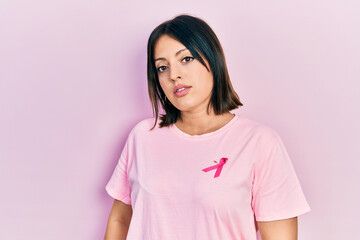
1, 1, 359, 239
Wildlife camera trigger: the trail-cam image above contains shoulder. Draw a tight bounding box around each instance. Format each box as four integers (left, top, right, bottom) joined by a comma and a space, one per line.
128, 116, 158, 137
236, 115, 281, 143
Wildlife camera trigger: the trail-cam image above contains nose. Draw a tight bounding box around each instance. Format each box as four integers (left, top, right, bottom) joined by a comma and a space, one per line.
169, 64, 182, 82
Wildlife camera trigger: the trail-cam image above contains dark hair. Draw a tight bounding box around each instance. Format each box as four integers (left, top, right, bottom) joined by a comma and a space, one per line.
147, 14, 243, 130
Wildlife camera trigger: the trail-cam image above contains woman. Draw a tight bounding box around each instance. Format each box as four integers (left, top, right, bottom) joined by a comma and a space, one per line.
104, 14, 311, 240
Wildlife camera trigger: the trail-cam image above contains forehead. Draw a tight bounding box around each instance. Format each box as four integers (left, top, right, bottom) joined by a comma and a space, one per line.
154, 35, 187, 58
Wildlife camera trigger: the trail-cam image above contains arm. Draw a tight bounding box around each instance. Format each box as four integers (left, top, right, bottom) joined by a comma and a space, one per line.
104, 199, 133, 240
257, 217, 298, 240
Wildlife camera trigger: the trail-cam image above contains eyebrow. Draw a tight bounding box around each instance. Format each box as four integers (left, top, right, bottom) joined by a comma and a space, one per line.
154, 48, 188, 62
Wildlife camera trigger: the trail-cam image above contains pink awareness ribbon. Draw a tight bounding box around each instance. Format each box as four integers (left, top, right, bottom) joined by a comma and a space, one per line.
202, 157, 228, 178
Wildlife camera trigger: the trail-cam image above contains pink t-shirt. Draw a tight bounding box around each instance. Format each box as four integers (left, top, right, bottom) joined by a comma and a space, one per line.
105, 114, 311, 239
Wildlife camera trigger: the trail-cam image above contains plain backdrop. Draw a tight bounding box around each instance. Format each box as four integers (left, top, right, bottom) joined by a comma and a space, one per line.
1, 0, 359, 239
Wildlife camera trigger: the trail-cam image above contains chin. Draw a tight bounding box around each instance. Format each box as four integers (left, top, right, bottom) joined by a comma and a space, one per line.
175, 105, 197, 113
175, 98, 208, 112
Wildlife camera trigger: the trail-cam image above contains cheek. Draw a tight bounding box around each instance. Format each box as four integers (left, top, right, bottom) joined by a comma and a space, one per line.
157, 70, 171, 83
158, 77, 171, 94
158, 79, 166, 92
192, 65, 213, 90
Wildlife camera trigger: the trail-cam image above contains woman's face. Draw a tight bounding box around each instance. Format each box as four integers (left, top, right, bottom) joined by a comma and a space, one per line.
154, 34, 214, 113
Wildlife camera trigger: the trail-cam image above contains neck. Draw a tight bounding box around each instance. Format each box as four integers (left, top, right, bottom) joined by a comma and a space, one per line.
175, 109, 234, 135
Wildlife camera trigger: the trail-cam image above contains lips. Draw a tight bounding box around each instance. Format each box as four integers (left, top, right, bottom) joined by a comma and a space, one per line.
174, 86, 191, 97
173, 84, 192, 93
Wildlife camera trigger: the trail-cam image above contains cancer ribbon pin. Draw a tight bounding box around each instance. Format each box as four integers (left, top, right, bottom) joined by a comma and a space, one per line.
202, 157, 228, 178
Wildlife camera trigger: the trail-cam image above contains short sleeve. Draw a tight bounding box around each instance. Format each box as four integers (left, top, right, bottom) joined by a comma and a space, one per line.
105, 134, 132, 205
251, 128, 311, 221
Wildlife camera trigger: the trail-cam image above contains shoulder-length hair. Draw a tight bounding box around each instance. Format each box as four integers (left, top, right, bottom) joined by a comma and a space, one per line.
147, 14, 243, 130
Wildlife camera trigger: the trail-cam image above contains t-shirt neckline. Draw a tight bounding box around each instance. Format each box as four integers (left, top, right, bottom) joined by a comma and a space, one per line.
170, 113, 239, 139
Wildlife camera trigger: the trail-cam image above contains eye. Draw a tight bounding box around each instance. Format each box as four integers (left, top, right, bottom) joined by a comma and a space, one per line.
182, 56, 194, 63
156, 66, 167, 73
